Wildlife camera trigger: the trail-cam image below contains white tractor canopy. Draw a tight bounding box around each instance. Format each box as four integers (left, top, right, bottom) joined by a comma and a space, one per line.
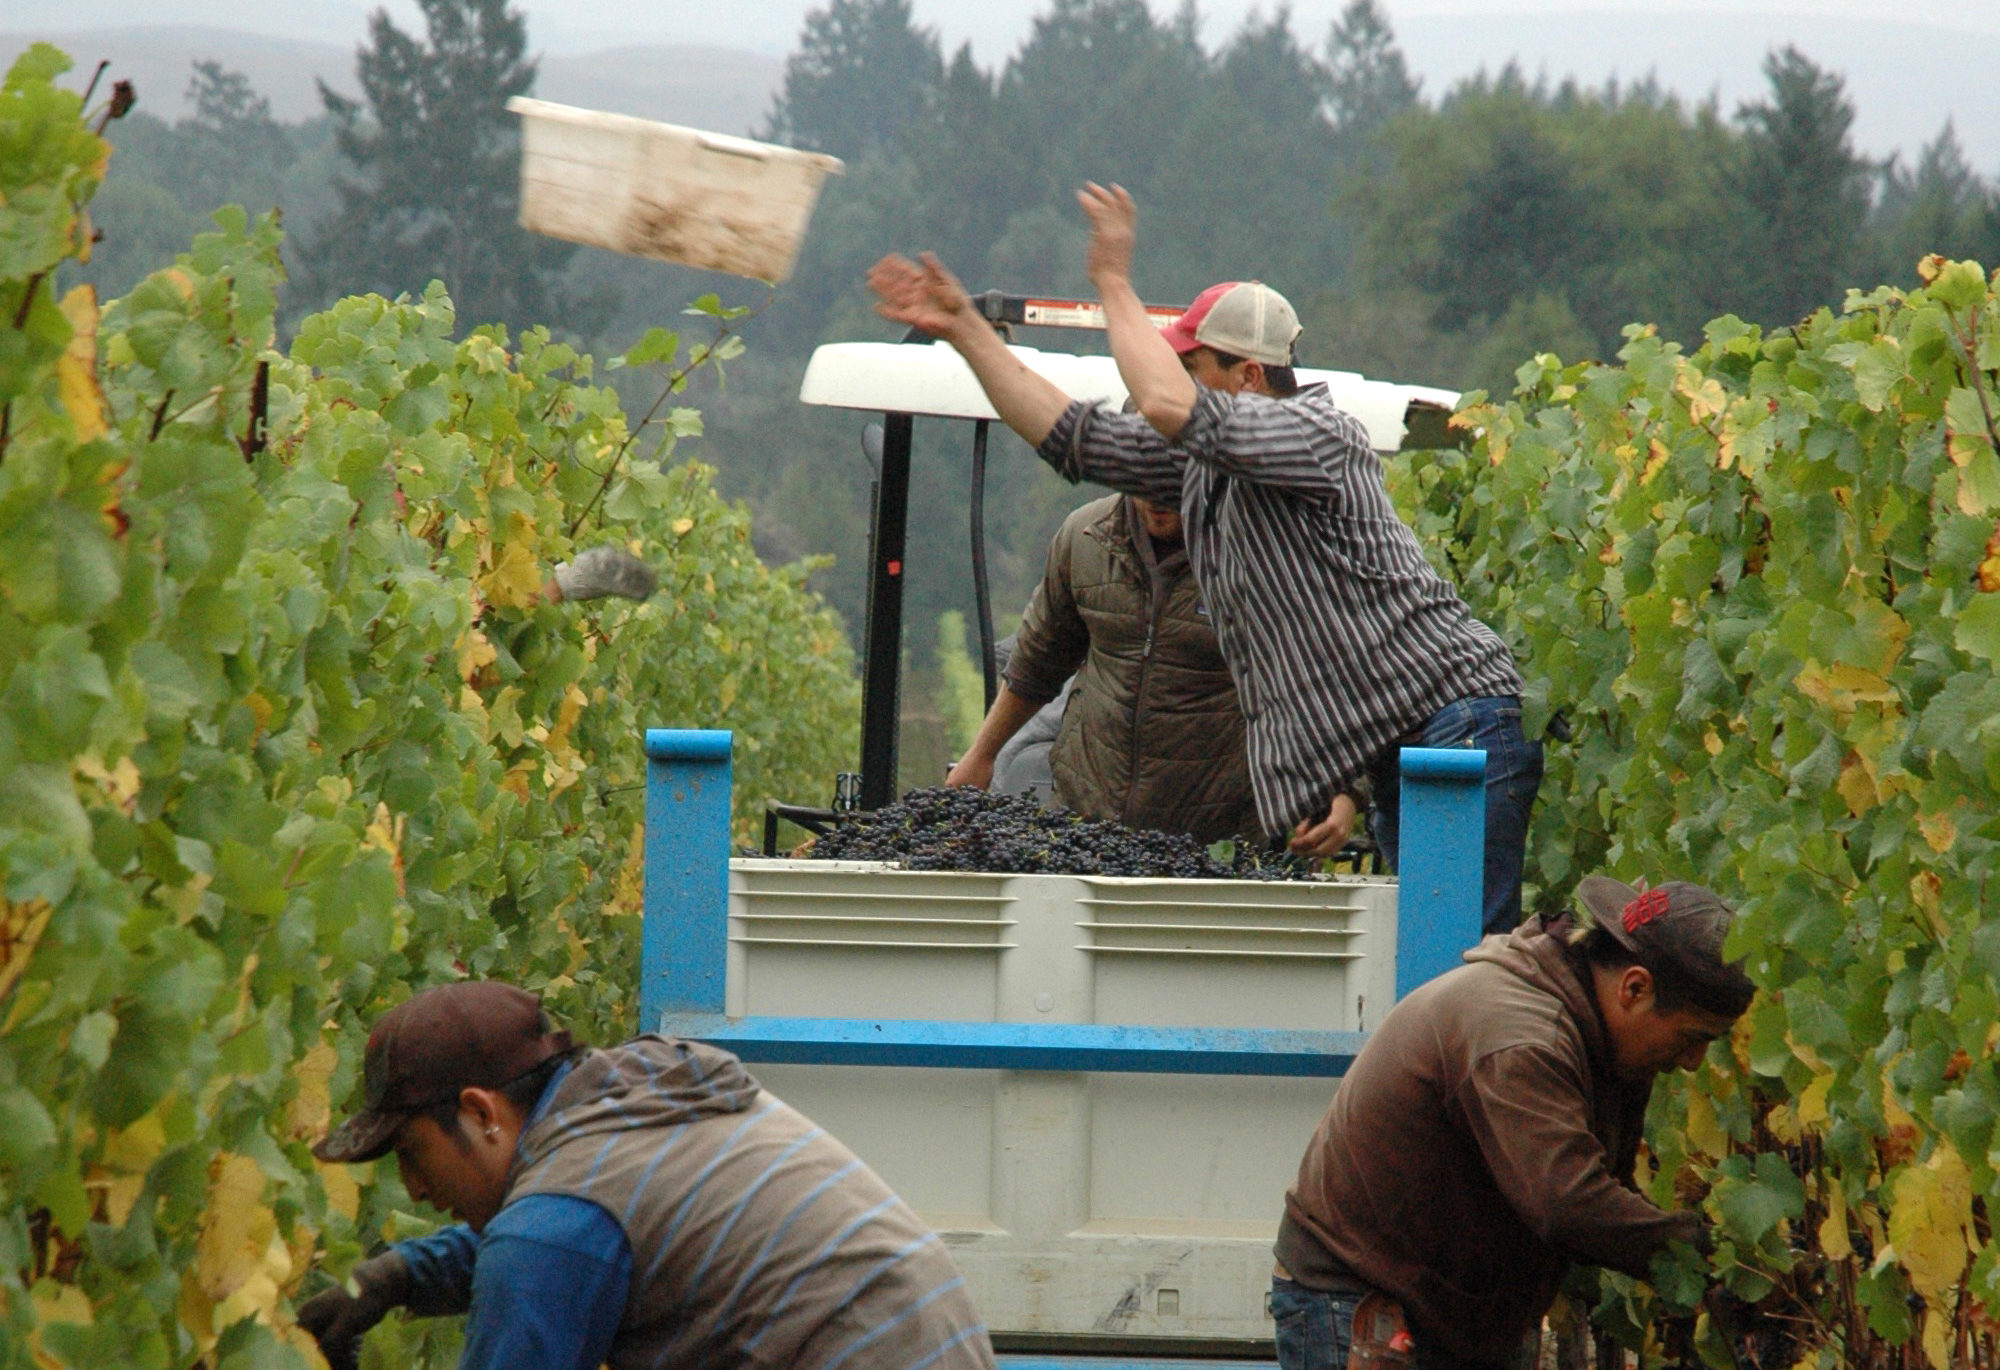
798, 339, 1462, 454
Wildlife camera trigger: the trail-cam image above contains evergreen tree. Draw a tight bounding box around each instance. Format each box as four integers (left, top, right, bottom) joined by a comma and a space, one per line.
761, 0, 945, 160
1870, 123, 2000, 284
180, 61, 291, 218
1323, 0, 1420, 137
296, 0, 584, 334
1422, 83, 1597, 333
1729, 46, 1872, 326
995, 0, 1204, 205
1147, 13, 1343, 300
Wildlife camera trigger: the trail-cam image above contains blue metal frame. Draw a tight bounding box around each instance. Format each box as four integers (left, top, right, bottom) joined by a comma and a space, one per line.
997, 1359, 1271, 1370
1392, 746, 1486, 999
660, 1014, 1368, 1077
640, 729, 733, 1035
642, 735, 1485, 1071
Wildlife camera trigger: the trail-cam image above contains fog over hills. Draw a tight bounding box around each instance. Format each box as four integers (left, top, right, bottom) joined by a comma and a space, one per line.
13, 26, 785, 136
8, 4, 1996, 169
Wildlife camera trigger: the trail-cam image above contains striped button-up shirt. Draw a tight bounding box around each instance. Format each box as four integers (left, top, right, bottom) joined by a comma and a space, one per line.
1037, 383, 1522, 832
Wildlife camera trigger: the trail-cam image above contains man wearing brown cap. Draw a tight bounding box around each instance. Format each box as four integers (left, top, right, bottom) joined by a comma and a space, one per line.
869, 185, 1540, 934
297, 981, 993, 1370
1270, 877, 1756, 1370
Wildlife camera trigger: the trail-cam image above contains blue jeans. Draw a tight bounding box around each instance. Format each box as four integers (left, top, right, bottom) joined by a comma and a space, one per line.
1364, 696, 1543, 937
1272, 1279, 1533, 1370
1271, 1277, 1360, 1370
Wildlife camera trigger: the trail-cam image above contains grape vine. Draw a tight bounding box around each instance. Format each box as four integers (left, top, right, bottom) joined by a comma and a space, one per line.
1, 47, 856, 1368
1387, 257, 2000, 1367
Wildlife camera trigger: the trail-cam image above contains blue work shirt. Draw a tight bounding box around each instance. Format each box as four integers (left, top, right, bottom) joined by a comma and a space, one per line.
394, 1065, 633, 1369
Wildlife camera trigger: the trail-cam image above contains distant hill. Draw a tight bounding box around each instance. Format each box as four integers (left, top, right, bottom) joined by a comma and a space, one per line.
10, 26, 785, 137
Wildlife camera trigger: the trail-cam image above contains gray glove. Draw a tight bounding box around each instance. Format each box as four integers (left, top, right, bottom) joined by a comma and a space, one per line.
297, 1251, 408, 1370
549, 546, 659, 603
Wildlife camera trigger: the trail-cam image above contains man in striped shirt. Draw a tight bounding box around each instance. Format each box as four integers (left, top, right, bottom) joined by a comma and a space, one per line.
869, 183, 1542, 932
298, 981, 993, 1370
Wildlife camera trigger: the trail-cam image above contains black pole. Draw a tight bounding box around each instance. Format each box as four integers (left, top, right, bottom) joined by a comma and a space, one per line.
969, 419, 997, 712
859, 413, 913, 810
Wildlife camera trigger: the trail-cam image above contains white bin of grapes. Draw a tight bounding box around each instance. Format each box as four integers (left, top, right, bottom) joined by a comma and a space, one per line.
726, 857, 1397, 1345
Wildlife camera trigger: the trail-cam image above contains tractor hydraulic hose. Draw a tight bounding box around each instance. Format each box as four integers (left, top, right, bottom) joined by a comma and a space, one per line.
969, 419, 997, 712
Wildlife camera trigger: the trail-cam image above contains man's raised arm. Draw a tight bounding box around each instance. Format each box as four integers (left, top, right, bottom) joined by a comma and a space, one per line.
1077, 183, 1198, 441
867, 253, 1072, 447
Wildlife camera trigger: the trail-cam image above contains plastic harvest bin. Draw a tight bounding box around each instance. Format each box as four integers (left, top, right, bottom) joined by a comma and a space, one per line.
506, 97, 843, 282
729, 860, 1396, 1344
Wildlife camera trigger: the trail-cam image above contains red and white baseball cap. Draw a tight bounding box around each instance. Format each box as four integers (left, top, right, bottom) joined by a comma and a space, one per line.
1159, 281, 1301, 367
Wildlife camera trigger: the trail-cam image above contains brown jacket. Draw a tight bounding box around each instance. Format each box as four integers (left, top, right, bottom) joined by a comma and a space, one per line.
1006, 494, 1258, 841
1275, 916, 1700, 1363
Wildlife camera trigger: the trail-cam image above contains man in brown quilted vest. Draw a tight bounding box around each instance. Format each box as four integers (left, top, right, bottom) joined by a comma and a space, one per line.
298, 981, 994, 1370
947, 493, 1260, 842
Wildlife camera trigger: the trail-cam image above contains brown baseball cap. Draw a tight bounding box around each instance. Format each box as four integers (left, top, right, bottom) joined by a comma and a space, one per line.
313, 982, 573, 1163
1576, 876, 1756, 1019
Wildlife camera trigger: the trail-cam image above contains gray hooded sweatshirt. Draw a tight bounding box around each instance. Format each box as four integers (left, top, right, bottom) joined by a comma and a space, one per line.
506, 1036, 994, 1370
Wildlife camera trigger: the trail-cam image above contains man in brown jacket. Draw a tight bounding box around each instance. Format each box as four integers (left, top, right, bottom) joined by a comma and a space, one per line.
1273, 877, 1756, 1369
947, 492, 1260, 841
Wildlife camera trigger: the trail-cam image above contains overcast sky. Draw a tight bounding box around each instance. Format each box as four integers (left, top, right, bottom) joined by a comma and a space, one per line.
14, 0, 1999, 168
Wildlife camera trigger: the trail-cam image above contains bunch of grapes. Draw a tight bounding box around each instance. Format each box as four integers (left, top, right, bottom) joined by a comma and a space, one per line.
806, 787, 1320, 881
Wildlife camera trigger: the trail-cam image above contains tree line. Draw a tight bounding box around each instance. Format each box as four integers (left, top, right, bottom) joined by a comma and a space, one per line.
57, 0, 2000, 794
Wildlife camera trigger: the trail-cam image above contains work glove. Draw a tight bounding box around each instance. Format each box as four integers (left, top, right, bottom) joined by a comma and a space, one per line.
297, 1251, 409, 1370
548, 546, 659, 603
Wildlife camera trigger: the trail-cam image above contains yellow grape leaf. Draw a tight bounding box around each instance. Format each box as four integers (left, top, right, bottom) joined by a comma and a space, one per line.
244, 691, 274, 741
90, 1171, 147, 1228
284, 1221, 318, 1298
196, 1154, 276, 1302
606, 821, 646, 918
458, 685, 492, 741
1684, 1088, 1729, 1160
1836, 751, 1878, 817
0, 897, 56, 1005
1796, 1070, 1834, 1128
362, 804, 407, 898
1923, 1308, 1952, 1370
456, 627, 497, 682
215, 1233, 292, 1328
93, 1107, 169, 1226
1794, 661, 1898, 715
1888, 1143, 1974, 1300
286, 1324, 334, 1370
58, 285, 109, 443
1676, 366, 1728, 424
1819, 1172, 1852, 1262
286, 1043, 337, 1142
1785, 1030, 1828, 1074
491, 686, 525, 748
1918, 811, 1957, 855
1909, 872, 1948, 941
1765, 1102, 1802, 1145
318, 1161, 361, 1223
479, 539, 544, 609
31, 1280, 94, 1369
671, 517, 695, 536
180, 1268, 218, 1357
1702, 729, 1723, 756
74, 754, 141, 816
462, 333, 509, 375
